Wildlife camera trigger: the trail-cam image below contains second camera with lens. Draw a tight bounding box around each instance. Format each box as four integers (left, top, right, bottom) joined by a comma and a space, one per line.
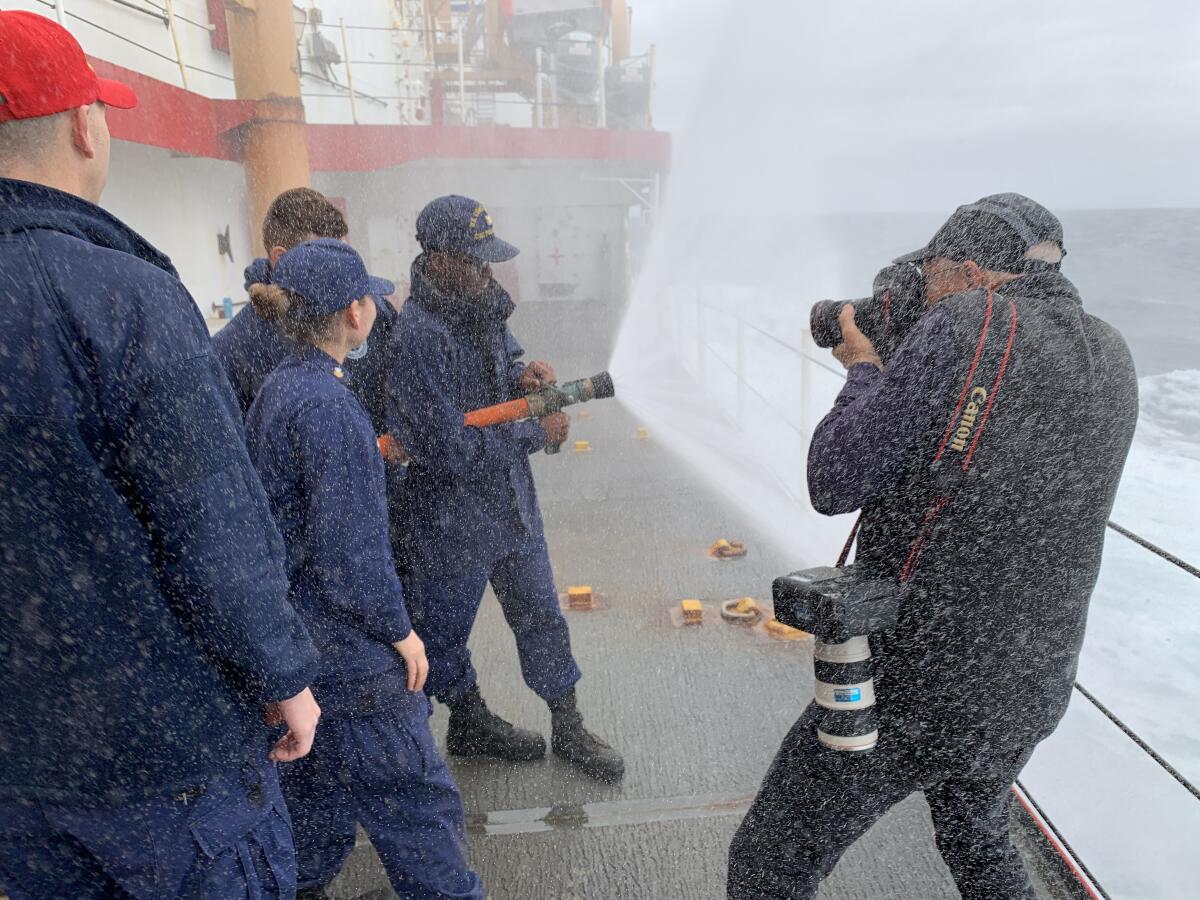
773, 566, 904, 753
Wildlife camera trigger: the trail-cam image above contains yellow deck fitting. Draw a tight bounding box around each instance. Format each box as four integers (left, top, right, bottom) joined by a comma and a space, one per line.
764, 618, 808, 641
707, 538, 747, 559
572, 440, 592, 453
636, 426, 650, 439
721, 597, 761, 622
681, 598, 703, 625
567, 586, 594, 610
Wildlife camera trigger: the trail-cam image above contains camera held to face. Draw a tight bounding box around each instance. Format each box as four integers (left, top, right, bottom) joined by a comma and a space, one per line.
773, 566, 904, 752
809, 262, 927, 364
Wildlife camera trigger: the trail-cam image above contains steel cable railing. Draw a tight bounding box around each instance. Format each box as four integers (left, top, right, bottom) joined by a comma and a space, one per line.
33, 0, 237, 82
41, 2, 632, 126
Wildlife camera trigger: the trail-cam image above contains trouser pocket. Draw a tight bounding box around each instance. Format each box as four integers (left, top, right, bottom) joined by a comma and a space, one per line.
188, 759, 298, 899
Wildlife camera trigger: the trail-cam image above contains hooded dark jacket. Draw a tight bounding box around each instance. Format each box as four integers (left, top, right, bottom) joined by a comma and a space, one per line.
809, 269, 1138, 749
0, 178, 318, 804
387, 258, 545, 577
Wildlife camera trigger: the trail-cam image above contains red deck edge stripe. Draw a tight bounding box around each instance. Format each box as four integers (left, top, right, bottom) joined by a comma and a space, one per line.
1011, 784, 1105, 900
89, 57, 671, 171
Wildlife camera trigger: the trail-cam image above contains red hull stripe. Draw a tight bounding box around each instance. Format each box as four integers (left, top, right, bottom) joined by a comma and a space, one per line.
89, 57, 671, 171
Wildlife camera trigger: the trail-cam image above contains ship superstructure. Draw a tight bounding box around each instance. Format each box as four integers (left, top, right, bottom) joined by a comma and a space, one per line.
7, 0, 667, 330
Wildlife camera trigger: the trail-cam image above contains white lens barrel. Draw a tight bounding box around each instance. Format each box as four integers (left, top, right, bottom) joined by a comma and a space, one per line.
813, 634, 880, 752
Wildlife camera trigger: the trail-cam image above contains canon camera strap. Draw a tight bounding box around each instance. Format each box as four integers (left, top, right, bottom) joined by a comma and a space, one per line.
898, 288, 1018, 581
834, 289, 1019, 575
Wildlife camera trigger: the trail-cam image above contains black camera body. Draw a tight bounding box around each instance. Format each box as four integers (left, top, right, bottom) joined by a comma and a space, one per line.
773, 565, 905, 752
773, 566, 901, 642
809, 262, 927, 364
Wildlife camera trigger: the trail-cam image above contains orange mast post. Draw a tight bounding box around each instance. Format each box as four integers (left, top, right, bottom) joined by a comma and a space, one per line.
223, 0, 312, 255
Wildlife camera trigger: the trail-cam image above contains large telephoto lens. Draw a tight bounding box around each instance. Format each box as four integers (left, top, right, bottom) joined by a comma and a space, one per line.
813, 635, 880, 752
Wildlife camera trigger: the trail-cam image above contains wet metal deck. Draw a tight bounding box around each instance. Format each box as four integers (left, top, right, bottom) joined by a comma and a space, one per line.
329, 300, 1067, 900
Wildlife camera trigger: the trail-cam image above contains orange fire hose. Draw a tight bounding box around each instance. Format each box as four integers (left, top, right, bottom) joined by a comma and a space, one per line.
463, 398, 532, 427
377, 371, 613, 459
376, 400, 532, 460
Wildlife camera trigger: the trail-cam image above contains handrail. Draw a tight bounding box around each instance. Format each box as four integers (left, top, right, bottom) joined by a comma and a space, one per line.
1013, 781, 1111, 900
1072, 682, 1200, 803
32, 0, 235, 82
1105, 519, 1200, 581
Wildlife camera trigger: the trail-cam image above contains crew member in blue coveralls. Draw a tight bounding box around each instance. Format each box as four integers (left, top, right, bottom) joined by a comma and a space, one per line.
213, 187, 400, 436
388, 195, 624, 782
246, 239, 483, 899
0, 11, 321, 898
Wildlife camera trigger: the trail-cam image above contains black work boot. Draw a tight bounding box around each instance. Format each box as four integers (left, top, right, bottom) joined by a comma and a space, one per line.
446, 686, 547, 761
549, 688, 625, 783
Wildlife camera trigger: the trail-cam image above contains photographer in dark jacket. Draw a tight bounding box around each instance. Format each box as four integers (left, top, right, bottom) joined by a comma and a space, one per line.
728, 194, 1138, 899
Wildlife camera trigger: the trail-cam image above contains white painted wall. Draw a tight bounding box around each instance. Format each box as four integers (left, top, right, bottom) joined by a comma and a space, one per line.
319, 162, 635, 304
103, 140, 254, 328
7, 0, 560, 128
7, 0, 427, 125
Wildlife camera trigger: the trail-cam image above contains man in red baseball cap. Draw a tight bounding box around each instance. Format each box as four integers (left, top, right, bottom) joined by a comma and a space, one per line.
0, 12, 324, 899
0, 10, 137, 201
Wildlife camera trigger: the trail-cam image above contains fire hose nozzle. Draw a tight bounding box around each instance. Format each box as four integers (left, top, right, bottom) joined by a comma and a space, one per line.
531, 372, 614, 454
526, 371, 615, 417
460, 371, 616, 455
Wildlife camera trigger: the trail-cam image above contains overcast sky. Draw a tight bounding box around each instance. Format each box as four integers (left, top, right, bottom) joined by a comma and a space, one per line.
628, 0, 1200, 212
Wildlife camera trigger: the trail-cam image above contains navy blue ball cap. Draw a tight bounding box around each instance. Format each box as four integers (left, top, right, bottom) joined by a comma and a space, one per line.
368, 275, 396, 298
416, 194, 520, 262
273, 238, 394, 318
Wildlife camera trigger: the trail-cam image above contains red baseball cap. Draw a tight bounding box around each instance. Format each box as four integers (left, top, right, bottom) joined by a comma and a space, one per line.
0, 11, 137, 123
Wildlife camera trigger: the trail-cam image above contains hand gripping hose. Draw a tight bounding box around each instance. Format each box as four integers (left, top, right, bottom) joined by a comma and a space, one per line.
464, 371, 615, 454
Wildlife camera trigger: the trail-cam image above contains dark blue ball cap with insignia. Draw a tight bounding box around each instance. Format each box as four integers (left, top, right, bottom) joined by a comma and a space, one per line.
273, 238, 395, 318
416, 194, 520, 262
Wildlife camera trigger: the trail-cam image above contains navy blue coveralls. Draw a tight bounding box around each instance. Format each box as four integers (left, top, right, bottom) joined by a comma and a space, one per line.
213, 257, 399, 434
0, 178, 320, 899
246, 346, 482, 899
387, 259, 582, 705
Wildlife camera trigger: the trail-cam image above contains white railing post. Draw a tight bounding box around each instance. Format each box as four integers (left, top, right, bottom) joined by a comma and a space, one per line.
339, 18, 358, 123
535, 47, 544, 128
164, 0, 189, 89
596, 36, 606, 128
457, 23, 467, 124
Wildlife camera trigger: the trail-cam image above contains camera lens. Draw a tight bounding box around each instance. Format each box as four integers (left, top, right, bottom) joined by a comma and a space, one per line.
810, 300, 845, 348
813, 636, 880, 752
